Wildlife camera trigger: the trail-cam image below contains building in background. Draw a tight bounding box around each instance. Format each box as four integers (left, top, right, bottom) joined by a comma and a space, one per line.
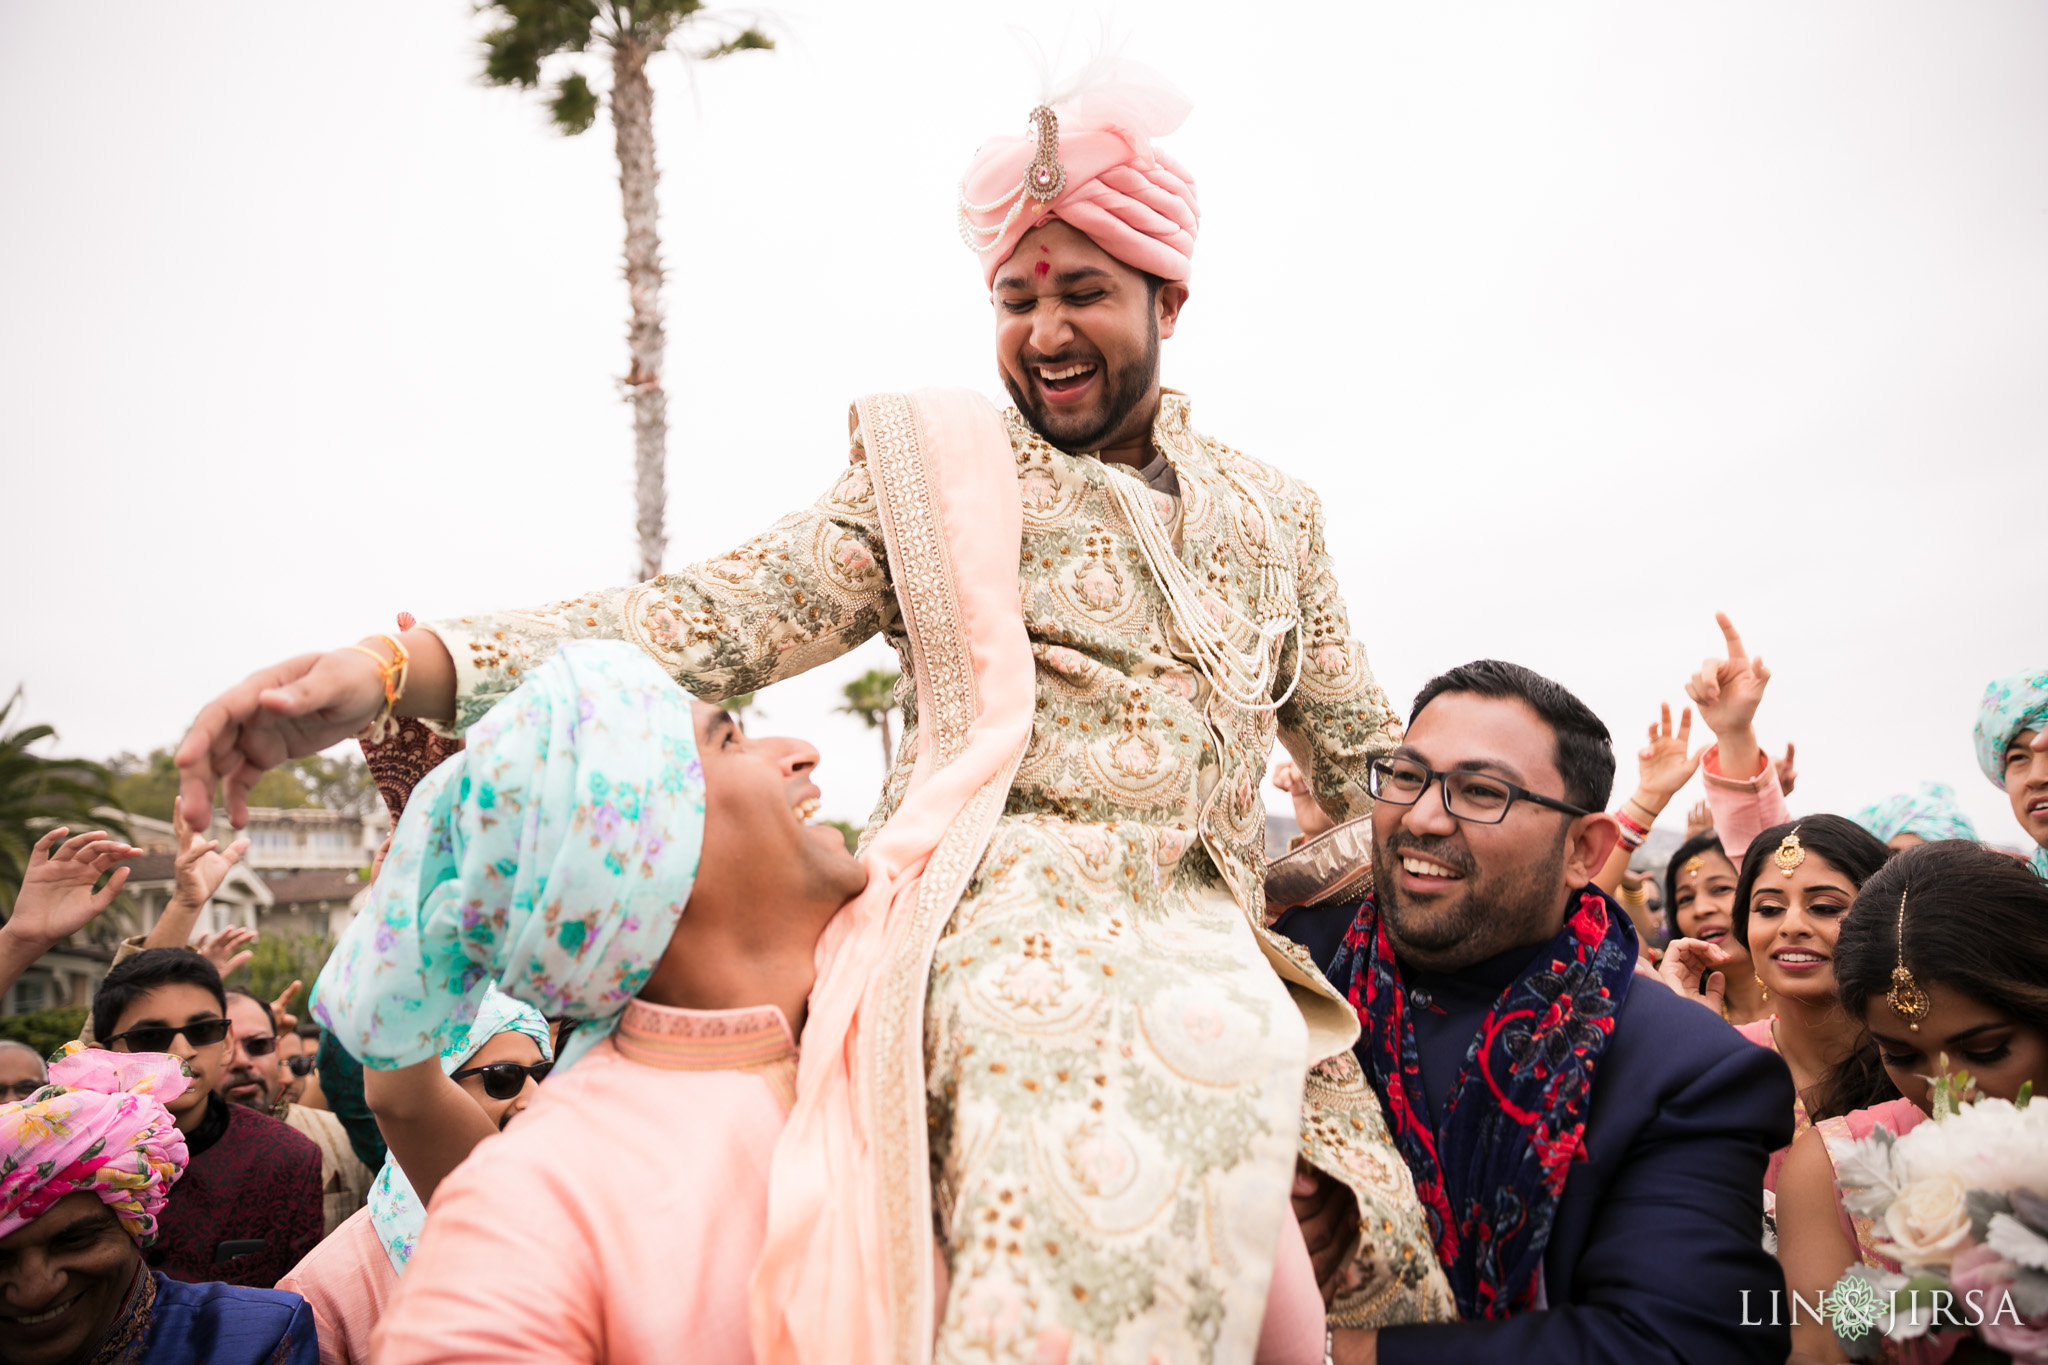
2, 805, 386, 1017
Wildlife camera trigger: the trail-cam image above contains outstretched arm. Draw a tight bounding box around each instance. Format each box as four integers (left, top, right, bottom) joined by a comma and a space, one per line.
176, 444, 892, 828
1275, 490, 1401, 827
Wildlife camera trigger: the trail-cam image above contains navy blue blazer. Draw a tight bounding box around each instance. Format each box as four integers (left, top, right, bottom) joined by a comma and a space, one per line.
1277, 900, 1796, 1365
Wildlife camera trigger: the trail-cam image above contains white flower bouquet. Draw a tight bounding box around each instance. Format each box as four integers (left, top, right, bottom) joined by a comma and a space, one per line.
1825, 1078, 2048, 1362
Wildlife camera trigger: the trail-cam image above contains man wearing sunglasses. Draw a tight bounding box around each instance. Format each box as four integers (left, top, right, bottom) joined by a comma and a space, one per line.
1276, 660, 1793, 1365
219, 988, 373, 1238
91, 947, 324, 1290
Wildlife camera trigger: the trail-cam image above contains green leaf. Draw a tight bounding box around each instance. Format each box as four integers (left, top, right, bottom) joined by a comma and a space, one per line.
549, 72, 599, 135
705, 27, 774, 58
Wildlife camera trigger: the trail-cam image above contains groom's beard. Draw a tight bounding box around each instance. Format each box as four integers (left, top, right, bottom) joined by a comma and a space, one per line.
1374, 827, 1570, 972
1001, 317, 1160, 455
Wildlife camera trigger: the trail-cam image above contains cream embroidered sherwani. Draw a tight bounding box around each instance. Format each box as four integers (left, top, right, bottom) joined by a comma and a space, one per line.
428, 391, 1452, 1361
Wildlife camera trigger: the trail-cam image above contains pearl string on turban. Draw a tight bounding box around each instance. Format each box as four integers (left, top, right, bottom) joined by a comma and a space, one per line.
0, 1047, 191, 1247
957, 61, 1199, 289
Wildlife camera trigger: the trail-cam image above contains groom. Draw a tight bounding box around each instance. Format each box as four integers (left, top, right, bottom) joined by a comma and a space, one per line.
175, 66, 1447, 1362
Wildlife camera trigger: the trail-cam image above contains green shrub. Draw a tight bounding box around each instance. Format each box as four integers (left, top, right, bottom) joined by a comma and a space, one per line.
0, 1005, 87, 1061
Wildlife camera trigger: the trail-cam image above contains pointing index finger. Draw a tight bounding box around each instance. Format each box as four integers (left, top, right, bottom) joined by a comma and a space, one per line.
1714, 611, 1748, 661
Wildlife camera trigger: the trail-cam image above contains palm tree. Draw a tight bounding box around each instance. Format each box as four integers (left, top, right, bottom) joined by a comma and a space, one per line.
0, 689, 127, 914
478, 1, 772, 582
838, 670, 902, 767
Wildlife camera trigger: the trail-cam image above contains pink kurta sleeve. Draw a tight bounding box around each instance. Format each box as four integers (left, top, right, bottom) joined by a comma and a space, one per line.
1700, 742, 1790, 861
371, 1139, 602, 1364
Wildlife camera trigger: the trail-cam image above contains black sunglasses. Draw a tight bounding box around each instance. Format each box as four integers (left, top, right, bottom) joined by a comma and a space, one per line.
1367, 756, 1592, 824
286, 1054, 317, 1077
233, 1033, 279, 1057
449, 1060, 553, 1100
1, 1079, 47, 1102
105, 1017, 232, 1053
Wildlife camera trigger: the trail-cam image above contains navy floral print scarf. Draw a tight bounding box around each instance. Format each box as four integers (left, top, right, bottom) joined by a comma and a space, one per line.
1330, 885, 1637, 1319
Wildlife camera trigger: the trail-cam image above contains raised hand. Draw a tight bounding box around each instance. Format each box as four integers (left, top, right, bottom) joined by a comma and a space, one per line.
270, 979, 304, 1033
1271, 760, 1336, 839
193, 926, 259, 979
6, 828, 141, 951
1776, 741, 1798, 798
1684, 612, 1770, 779
1684, 799, 1714, 839
1636, 703, 1701, 808
169, 796, 251, 914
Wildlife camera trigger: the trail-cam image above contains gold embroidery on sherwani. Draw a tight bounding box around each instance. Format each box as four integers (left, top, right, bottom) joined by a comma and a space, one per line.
428, 390, 1455, 1358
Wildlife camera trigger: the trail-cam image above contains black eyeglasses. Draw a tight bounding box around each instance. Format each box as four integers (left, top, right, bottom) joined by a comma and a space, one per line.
450, 1060, 552, 1100
1, 1079, 46, 1102
1367, 756, 1591, 825
286, 1054, 317, 1077
104, 1017, 232, 1053
232, 1034, 279, 1058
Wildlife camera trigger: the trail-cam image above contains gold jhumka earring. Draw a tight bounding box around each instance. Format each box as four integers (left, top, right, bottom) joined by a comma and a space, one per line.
1774, 828, 1806, 877
1887, 884, 1931, 1032
1754, 973, 1768, 1004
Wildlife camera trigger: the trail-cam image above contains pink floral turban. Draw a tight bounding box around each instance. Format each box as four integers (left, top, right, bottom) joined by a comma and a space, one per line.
0, 1046, 191, 1247
958, 62, 1199, 289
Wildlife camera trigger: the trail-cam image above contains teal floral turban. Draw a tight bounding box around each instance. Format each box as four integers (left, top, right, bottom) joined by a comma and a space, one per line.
313, 640, 705, 1073
366, 984, 553, 1273
1975, 668, 2048, 790
1852, 781, 1979, 846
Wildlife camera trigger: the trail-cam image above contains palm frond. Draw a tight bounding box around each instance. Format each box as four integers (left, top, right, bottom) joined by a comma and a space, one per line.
0, 688, 127, 915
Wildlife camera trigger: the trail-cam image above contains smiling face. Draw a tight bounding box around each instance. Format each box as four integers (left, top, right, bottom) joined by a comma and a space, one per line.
218, 994, 278, 1111
0, 1194, 137, 1365
992, 220, 1185, 456
1369, 692, 1614, 972
1864, 981, 2048, 1109
690, 702, 868, 912
106, 984, 226, 1121
1673, 847, 1743, 955
453, 1030, 545, 1132
2005, 727, 2048, 849
1745, 853, 1856, 1005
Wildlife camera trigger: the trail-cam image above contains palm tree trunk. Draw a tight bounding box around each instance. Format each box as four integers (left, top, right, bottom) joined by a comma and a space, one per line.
611, 37, 668, 582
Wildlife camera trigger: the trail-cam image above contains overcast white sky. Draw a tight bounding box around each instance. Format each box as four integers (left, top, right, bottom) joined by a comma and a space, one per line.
2, 1, 2043, 845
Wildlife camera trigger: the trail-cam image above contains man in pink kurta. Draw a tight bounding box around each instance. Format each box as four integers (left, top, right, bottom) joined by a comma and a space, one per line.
373, 999, 796, 1364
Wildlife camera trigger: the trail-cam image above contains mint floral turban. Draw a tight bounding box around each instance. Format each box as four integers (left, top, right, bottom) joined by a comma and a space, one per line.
313, 640, 705, 1073
0, 1047, 191, 1247
1852, 781, 1979, 846
366, 984, 553, 1273
1974, 668, 2048, 790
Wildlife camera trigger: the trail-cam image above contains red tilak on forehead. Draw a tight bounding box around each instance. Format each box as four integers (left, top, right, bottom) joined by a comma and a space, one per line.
1033, 260, 1050, 277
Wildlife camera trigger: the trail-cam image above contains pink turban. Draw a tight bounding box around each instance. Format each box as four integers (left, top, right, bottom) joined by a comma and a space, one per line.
958, 62, 1199, 289
0, 1046, 190, 1247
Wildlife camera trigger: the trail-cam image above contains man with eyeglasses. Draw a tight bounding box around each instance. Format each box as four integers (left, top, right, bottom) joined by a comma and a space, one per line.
219, 987, 372, 1237
90, 947, 324, 1289
0, 1039, 46, 1103
1275, 660, 1794, 1365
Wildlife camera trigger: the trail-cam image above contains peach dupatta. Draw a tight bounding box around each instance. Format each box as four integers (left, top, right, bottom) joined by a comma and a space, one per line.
750, 390, 1034, 1365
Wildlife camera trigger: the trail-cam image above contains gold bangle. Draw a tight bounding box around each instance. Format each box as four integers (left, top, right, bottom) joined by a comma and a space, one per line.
345, 634, 410, 742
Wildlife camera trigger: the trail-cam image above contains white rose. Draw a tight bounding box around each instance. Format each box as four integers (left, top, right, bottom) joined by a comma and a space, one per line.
1882, 1171, 1975, 1269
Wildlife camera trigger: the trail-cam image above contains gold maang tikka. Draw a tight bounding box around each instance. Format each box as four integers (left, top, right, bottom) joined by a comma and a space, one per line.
1684, 856, 1703, 881
1887, 883, 1931, 1032
1774, 827, 1806, 877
